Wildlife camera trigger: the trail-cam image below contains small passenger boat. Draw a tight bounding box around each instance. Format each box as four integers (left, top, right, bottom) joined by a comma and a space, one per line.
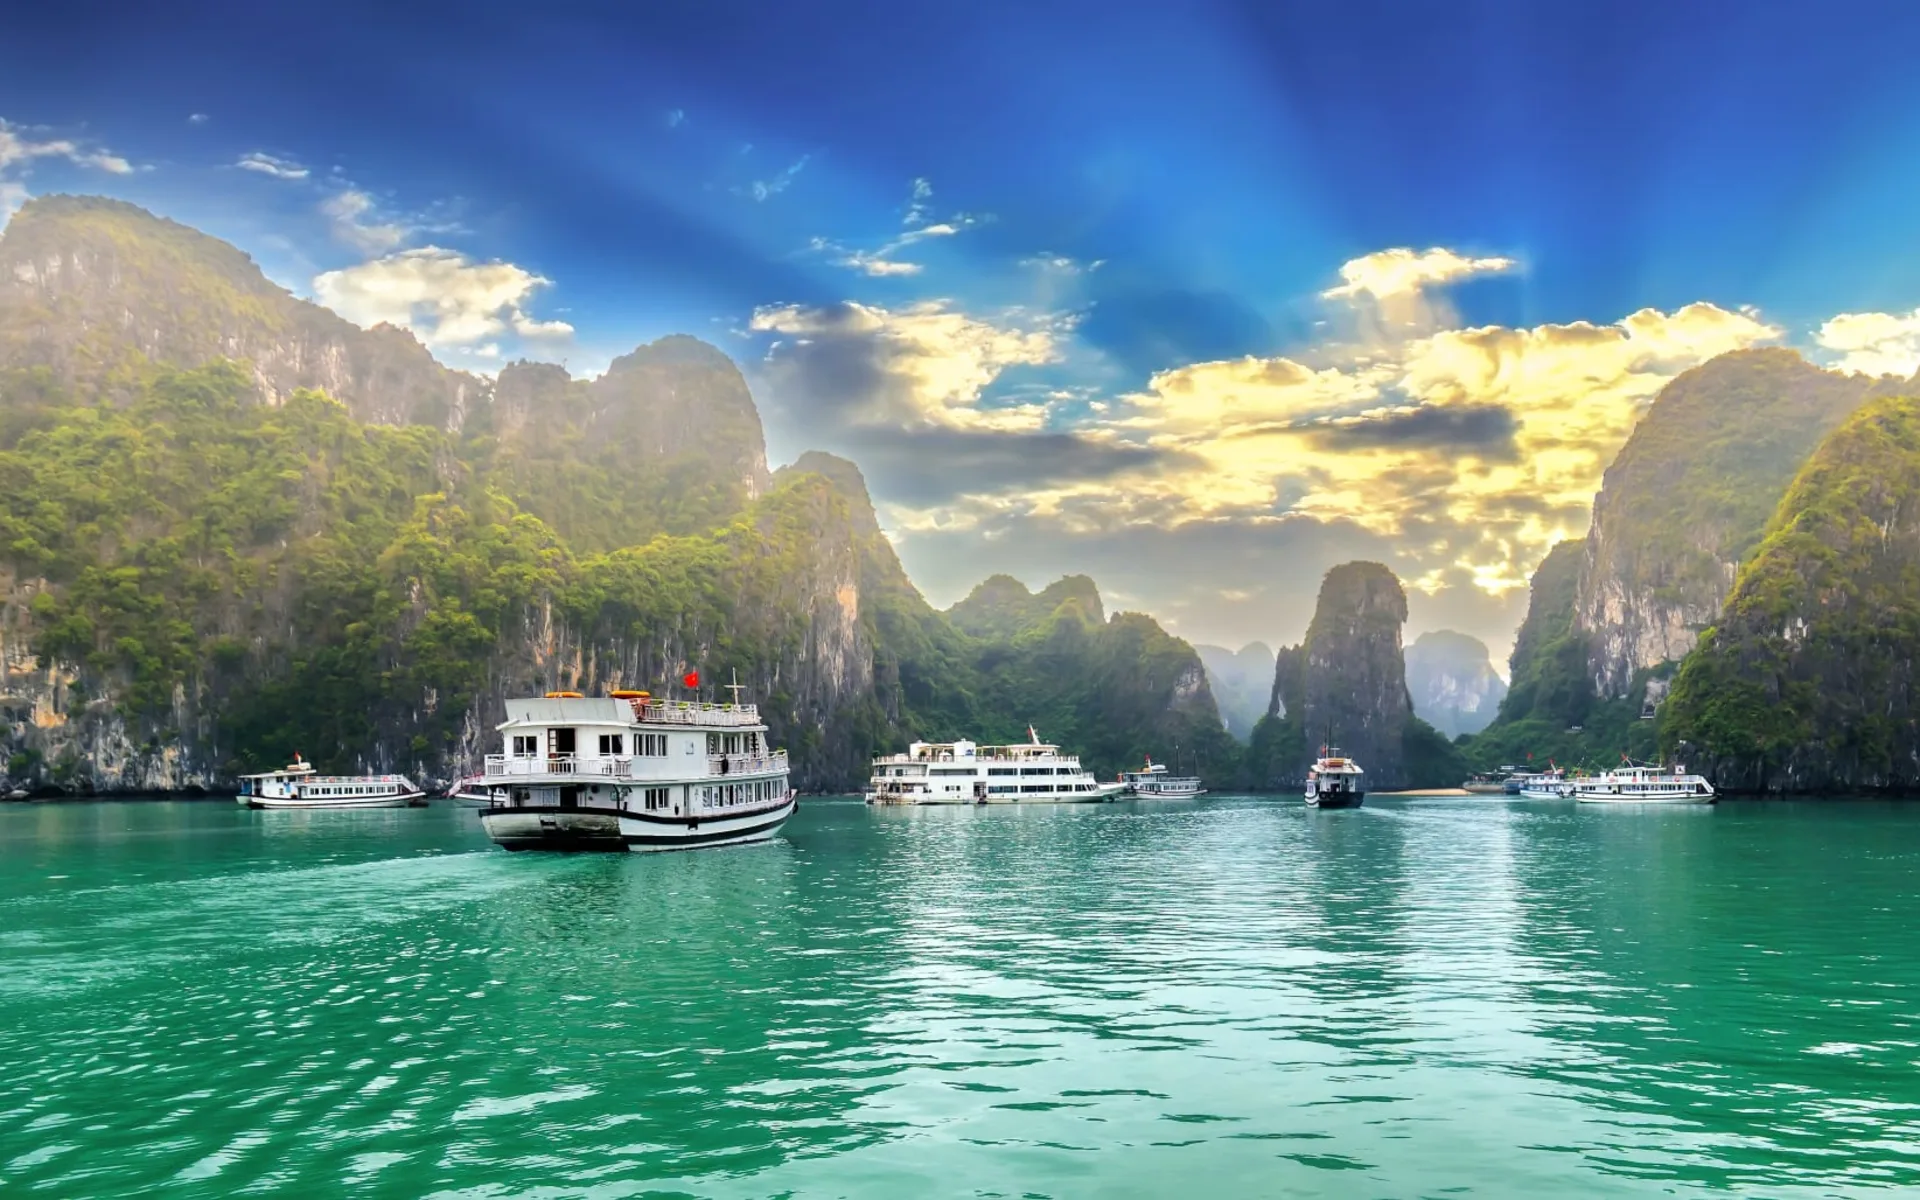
1306, 747, 1364, 809
237, 755, 426, 809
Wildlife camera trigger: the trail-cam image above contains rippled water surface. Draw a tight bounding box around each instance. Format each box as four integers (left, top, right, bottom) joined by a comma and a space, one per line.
4, 796, 1920, 1196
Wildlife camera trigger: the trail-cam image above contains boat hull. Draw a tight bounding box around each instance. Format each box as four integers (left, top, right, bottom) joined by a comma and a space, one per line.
480, 794, 797, 852
1574, 791, 1715, 806
243, 791, 424, 810
1518, 787, 1572, 800
1306, 791, 1365, 809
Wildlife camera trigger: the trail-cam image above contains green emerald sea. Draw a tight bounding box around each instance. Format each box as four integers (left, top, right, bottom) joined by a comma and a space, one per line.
4, 794, 1919, 1198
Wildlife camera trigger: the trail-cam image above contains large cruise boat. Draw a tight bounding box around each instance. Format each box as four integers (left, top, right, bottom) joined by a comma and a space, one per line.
237, 755, 425, 809
1574, 762, 1716, 805
475, 689, 795, 851
866, 728, 1126, 805
1119, 758, 1206, 798
1305, 747, 1364, 809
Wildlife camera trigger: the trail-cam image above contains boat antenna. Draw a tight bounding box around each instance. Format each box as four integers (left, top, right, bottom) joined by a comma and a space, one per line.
725, 668, 745, 709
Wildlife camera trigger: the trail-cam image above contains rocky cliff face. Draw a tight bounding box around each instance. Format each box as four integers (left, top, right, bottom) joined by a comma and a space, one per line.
0, 195, 483, 429
1574, 349, 1877, 698
1288, 562, 1416, 787
1404, 630, 1507, 738
1194, 642, 1275, 740
1663, 395, 1920, 792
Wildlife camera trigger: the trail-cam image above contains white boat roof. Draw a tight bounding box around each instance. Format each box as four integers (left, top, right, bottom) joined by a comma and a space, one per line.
495, 696, 765, 731
500, 697, 631, 727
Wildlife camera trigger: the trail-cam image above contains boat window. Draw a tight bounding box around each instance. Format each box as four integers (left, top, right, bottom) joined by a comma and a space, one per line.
551, 728, 577, 757
598, 733, 624, 756
636, 733, 667, 757
707, 733, 721, 754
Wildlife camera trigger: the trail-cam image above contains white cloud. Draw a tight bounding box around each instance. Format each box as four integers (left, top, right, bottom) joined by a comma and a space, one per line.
905, 177, 933, 226
322, 189, 408, 253
188, 113, 210, 125
1814, 310, 1920, 378
236, 152, 309, 181
0, 118, 134, 176
736, 154, 811, 202
0, 180, 27, 230
666, 108, 686, 128
1322, 247, 1517, 303
1021, 254, 1104, 274
812, 179, 984, 278
751, 299, 1060, 432
0, 118, 136, 230
312, 247, 574, 349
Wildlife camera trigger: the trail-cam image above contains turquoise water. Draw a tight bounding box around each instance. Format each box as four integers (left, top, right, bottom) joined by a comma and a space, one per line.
3, 795, 1919, 1196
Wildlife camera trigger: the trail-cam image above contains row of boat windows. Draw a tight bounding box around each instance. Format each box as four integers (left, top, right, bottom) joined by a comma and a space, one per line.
507, 732, 765, 757
988, 784, 1101, 794
301, 785, 393, 796
899, 766, 1081, 778
698, 780, 782, 808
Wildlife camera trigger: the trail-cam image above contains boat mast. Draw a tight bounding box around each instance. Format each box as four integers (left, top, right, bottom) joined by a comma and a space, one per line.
725, 668, 746, 709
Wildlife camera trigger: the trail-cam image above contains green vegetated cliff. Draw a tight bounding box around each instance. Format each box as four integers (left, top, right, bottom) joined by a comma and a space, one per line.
0, 196, 1235, 793
1662, 395, 1920, 791
943, 575, 1242, 781
1463, 348, 1891, 774
1576, 348, 1881, 698
1244, 562, 1465, 790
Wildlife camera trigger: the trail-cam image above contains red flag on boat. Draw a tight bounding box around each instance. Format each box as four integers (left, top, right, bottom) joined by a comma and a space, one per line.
683, 671, 700, 688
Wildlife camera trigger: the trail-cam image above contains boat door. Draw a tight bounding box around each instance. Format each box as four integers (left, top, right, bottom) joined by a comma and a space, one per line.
560, 785, 581, 809
550, 727, 577, 761
973, 781, 987, 804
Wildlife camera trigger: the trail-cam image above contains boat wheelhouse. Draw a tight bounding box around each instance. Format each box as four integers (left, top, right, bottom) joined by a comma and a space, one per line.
476, 690, 795, 851
1306, 748, 1364, 809
865, 728, 1125, 805
1119, 758, 1206, 798
237, 755, 425, 809
1574, 762, 1715, 805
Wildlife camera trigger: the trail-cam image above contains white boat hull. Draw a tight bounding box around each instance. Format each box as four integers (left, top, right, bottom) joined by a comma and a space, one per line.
480, 794, 797, 852
242, 791, 424, 810
1575, 790, 1715, 805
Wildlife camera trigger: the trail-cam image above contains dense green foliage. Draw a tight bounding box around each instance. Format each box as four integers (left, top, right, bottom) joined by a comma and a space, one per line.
1456, 540, 1661, 772
930, 574, 1239, 780
1585, 348, 1875, 608
1662, 395, 1920, 790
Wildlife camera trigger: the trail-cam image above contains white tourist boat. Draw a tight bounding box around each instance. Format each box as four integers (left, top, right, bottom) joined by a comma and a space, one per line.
237, 755, 425, 809
1517, 768, 1575, 799
1119, 758, 1206, 798
475, 688, 795, 851
1574, 762, 1716, 805
1306, 747, 1364, 809
865, 727, 1126, 805
446, 774, 489, 806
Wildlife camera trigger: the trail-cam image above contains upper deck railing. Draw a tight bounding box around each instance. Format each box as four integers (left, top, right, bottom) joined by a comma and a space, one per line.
872, 750, 1080, 767
483, 750, 789, 780
623, 699, 763, 728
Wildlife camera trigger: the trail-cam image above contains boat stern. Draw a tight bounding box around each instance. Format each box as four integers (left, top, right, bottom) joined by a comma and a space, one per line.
479, 808, 627, 852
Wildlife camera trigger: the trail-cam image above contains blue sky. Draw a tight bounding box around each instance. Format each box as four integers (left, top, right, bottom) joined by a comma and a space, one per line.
6, 0, 1920, 661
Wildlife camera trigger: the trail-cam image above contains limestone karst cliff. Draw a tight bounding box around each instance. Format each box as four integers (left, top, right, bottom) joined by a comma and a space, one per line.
1194, 642, 1276, 741
1662, 395, 1920, 792
1403, 630, 1507, 738
1575, 348, 1879, 699
1244, 562, 1463, 790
